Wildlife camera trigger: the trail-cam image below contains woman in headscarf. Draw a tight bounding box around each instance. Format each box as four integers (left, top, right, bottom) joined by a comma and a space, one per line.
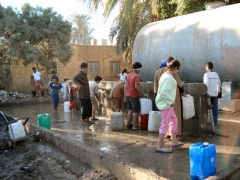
154, 57, 186, 141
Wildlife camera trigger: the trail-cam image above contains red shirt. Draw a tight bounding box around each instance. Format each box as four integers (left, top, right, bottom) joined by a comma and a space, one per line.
126, 73, 140, 98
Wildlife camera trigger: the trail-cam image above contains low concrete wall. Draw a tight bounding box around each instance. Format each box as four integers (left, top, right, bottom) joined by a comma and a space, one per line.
28, 124, 164, 180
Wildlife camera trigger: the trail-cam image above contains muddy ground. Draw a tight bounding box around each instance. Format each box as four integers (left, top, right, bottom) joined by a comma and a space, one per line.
0, 96, 118, 180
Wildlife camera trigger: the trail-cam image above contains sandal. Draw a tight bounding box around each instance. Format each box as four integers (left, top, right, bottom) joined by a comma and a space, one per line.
172, 141, 184, 148
156, 147, 172, 153
90, 121, 96, 124
126, 124, 133, 129
82, 122, 92, 126
91, 118, 99, 121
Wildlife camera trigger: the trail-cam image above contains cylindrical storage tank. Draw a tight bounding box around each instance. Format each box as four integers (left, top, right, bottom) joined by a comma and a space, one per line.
37, 114, 51, 129
133, 4, 240, 84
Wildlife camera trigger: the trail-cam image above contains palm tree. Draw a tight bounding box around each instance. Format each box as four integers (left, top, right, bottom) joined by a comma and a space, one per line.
109, 2, 151, 61
70, 14, 94, 45
79, 0, 210, 61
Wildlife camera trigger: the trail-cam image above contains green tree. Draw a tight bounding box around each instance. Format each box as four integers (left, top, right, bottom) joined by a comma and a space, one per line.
0, 4, 72, 89
19, 3, 72, 71
0, 5, 25, 89
0, 5, 24, 66
70, 14, 94, 45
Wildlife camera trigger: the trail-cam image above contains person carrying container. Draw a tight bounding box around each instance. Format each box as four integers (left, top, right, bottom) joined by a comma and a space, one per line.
155, 58, 184, 153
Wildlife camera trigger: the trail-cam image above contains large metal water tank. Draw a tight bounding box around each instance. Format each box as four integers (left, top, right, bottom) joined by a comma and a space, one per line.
133, 4, 240, 84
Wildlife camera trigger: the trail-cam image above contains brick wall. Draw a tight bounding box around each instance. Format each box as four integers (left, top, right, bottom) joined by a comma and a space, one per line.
10, 44, 132, 93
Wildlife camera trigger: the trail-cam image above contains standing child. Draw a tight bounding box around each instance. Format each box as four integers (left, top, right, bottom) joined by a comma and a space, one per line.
49, 80, 62, 109
89, 75, 102, 121
50, 70, 59, 82
61, 78, 69, 100
203, 62, 221, 126
155, 59, 184, 153
67, 81, 78, 112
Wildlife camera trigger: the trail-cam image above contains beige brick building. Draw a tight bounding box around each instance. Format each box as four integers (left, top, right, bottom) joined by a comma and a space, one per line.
9, 44, 132, 92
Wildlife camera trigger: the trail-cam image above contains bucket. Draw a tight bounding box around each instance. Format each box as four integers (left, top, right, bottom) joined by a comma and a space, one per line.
182, 94, 195, 120
8, 121, 27, 141
37, 114, 51, 129
139, 114, 149, 130
111, 112, 124, 131
190, 142, 216, 180
64, 101, 70, 112
148, 111, 161, 132
139, 98, 152, 115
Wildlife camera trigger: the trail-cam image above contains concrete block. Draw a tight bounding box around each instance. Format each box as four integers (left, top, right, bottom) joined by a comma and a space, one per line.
76, 147, 102, 170
183, 83, 208, 136
101, 158, 131, 179
45, 131, 53, 144
222, 82, 240, 100
218, 99, 240, 111
101, 39, 107, 45
52, 134, 60, 148
218, 99, 234, 111
59, 137, 69, 153
100, 157, 161, 180
41, 129, 47, 141
68, 140, 81, 158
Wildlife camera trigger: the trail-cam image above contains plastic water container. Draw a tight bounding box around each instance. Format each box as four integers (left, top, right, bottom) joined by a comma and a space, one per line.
139, 98, 152, 115
111, 112, 124, 131
8, 121, 27, 141
182, 94, 195, 120
190, 142, 216, 180
148, 111, 161, 132
64, 101, 70, 112
139, 114, 149, 130
37, 114, 51, 129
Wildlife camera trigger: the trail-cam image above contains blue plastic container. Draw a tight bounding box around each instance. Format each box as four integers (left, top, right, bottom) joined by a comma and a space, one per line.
189, 142, 216, 180
37, 114, 51, 129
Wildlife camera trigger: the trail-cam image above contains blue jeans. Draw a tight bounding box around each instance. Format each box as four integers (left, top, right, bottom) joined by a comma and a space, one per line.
52, 94, 59, 109
210, 97, 218, 125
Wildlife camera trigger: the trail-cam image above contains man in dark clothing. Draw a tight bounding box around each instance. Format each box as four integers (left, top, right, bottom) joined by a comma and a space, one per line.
73, 63, 94, 126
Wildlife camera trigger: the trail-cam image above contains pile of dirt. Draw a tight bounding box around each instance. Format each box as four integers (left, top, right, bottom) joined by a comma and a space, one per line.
0, 118, 118, 180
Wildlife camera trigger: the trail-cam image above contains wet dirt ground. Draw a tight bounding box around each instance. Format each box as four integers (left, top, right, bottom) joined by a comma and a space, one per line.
1, 97, 240, 179
0, 98, 118, 180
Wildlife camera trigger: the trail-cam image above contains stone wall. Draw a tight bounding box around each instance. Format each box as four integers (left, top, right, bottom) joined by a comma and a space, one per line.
10, 44, 132, 93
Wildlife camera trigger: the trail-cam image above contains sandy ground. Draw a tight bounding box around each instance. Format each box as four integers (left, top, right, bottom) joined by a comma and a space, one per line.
0, 96, 118, 180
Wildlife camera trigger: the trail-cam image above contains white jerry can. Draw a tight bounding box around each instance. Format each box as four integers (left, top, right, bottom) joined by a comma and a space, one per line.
148, 111, 162, 132
111, 112, 124, 131
182, 94, 195, 120
8, 121, 27, 141
139, 98, 152, 115
64, 101, 70, 112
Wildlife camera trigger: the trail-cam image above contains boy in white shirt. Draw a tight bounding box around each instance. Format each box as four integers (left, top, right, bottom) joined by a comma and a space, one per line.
61, 78, 69, 100
203, 62, 221, 126
32, 67, 42, 97
89, 76, 102, 121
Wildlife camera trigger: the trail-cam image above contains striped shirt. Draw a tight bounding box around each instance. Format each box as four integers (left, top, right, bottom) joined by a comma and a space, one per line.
73, 71, 90, 99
